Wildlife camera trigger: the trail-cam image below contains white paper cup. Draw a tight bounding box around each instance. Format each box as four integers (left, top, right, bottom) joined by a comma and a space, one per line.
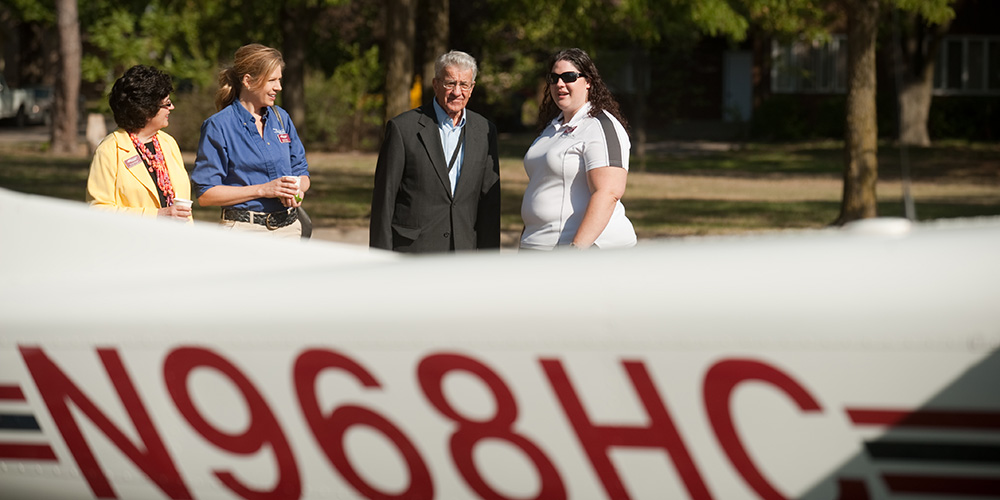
173, 198, 193, 209
284, 176, 302, 203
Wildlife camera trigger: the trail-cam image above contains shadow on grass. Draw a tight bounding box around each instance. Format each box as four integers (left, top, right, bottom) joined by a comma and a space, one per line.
497, 133, 537, 159
881, 143, 1000, 181
629, 197, 1000, 237
640, 140, 1000, 180
881, 202, 1000, 220
305, 168, 376, 224
627, 198, 843, 236
642, 148, 844, 176
0, 152, 91, 202
3, 140, 997, 237
501, 187, 525, 231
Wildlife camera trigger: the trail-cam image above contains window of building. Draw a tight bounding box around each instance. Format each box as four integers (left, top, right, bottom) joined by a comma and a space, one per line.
771, 36, 848, 94
934, 36, 1000, 95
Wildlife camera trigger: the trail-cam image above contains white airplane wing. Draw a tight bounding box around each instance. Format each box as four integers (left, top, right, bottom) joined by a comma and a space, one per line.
1, 188, 998, 499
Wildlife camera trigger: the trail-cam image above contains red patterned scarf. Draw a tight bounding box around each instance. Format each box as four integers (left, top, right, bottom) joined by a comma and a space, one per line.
128, 132, 176, 206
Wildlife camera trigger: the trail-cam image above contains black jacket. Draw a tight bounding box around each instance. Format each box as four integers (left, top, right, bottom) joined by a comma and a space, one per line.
370, 104, 501, 253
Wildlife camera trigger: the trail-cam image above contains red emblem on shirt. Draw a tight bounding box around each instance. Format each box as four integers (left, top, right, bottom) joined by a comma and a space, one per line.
124, 155, 143, 169
277, 133, 291, 143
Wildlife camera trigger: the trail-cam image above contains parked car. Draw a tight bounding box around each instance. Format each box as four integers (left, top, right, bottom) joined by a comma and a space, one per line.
0, 74, 51, 126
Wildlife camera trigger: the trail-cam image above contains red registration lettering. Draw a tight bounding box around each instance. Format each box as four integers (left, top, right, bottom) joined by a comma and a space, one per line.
295, 349, 433, 499
164, 347, 301, 499
542, 358, 713, 500
704, 358, 868, 500
420, 353, 567, 500
20, 346, 192, 499
704, 359, 819, 499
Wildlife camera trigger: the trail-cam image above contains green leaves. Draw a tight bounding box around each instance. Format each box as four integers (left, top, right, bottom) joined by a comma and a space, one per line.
6, 0, 55, 23
690, 0, 750, 40
893, 0, 955, 25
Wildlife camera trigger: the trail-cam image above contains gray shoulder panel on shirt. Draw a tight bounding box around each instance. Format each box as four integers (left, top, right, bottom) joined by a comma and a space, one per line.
595, 111, 624, 167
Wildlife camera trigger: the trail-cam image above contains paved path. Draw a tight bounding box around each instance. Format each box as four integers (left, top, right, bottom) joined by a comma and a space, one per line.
0, 124, 49, 142
312, 227, 523, 252
311, 227, 369, 246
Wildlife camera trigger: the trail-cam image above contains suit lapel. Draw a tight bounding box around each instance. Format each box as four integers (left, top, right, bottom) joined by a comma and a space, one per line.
416, 106, 453, 196
115, 130, 159, 201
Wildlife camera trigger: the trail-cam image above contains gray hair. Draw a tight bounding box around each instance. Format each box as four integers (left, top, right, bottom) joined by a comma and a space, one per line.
434, 50, 478, 81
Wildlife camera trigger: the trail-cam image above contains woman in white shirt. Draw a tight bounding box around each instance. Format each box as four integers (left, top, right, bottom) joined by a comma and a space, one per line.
520, 48, 636, 251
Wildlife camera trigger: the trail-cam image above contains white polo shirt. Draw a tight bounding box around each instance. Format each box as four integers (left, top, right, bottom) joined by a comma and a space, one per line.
520, 102, 636, 250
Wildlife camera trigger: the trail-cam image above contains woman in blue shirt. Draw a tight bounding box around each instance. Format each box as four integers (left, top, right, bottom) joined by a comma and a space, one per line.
192, 43, 310, 238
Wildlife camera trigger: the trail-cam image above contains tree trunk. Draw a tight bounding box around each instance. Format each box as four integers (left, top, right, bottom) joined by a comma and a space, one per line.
281, 4, 315, 139
895, 14, 949, 147
51, 0, 80, 154
420, 0, 449, 107
897, 78, 933, 146
384, 0, 416, 124
836, 0, 880, 225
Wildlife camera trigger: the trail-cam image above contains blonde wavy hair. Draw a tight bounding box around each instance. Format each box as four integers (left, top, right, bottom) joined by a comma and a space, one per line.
215, 43, 284, 111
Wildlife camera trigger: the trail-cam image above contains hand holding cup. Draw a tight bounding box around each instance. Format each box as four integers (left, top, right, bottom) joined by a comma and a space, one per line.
159, 198, 192, 219
283, 176, 303, 206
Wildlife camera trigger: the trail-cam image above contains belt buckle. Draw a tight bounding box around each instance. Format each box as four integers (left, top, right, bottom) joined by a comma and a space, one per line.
265, 212, 278, 230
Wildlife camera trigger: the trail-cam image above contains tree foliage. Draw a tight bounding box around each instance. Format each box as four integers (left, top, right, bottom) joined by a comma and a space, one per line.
5, 0, 55, 23
3, 0, 960, 156
894, 0, 954, 23
78, 0, 285, 93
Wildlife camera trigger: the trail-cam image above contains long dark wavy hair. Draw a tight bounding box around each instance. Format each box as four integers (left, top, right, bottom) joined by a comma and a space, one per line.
535, 48, 628, 132
109, 65, 173, 133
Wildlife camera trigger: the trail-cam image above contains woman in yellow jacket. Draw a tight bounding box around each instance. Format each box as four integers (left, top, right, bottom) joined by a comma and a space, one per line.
87, 65, 191, 220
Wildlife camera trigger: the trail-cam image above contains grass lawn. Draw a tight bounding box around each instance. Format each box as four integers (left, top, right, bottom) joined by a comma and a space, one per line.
2, 132, 998, 244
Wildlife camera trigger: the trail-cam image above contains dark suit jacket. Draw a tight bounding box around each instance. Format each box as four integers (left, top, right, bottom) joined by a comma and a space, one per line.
370, 104, 501, 253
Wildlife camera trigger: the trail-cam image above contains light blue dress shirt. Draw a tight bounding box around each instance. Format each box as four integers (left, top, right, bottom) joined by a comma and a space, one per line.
432, 99, 465, 196
192, 101, 309, 212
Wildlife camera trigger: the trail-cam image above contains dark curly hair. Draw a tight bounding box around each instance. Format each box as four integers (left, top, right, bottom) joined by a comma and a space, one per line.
109, 65, 173, 133
535, 48, 628, 132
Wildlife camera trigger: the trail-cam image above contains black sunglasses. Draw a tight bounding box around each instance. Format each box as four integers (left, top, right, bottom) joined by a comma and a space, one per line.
547, 71, 586, 84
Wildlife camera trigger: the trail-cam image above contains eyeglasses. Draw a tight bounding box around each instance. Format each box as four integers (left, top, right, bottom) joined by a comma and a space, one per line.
441, 80, 474, 92
159, 99, 174, 109
547, 72, 586, 85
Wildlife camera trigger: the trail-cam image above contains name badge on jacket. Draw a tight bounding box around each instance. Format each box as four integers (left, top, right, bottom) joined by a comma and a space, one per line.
124, 155, 143, 169
277, 133, 291, 144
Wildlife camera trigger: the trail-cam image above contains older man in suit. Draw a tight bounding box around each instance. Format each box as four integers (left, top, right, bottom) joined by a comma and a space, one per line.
370, 51, 501, 253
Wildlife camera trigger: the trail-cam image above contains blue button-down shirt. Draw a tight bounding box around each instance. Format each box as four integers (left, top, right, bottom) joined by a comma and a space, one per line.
192, 100, 309, 212
433, 99, 465, 196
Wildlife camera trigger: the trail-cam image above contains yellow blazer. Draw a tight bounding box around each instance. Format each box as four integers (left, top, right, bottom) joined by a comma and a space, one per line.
86, 129, 192, 218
